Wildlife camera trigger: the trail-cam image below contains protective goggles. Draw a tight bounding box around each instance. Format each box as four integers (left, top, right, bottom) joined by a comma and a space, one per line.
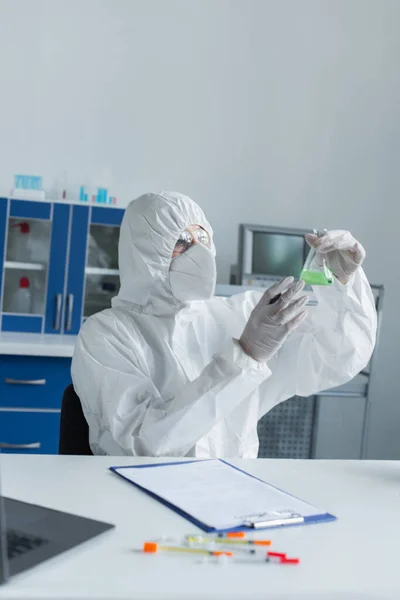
173, 228, 211, 255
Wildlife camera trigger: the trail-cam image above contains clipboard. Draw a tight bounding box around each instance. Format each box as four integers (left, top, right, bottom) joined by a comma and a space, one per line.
110, 459, 336, 533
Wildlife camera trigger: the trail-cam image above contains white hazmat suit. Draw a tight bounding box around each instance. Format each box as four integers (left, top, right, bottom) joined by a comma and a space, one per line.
72, 192, 377, 457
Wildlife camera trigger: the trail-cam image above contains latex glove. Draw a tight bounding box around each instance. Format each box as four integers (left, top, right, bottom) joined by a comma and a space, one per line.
305, 230, 366, 285
240, 277, 308, 363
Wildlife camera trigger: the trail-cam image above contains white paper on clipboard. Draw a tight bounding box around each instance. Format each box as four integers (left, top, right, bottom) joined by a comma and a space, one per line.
113, 459, 330, 530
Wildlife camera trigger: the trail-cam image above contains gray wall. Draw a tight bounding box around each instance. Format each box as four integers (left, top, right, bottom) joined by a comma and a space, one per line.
0, 0, 399, 458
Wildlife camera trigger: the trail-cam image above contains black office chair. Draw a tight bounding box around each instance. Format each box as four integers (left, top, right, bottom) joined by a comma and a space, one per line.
59, 384, 93, 455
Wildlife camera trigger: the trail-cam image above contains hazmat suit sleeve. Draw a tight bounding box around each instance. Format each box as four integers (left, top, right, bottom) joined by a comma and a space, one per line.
71, 314, 272, 457
254, 268, 377, 416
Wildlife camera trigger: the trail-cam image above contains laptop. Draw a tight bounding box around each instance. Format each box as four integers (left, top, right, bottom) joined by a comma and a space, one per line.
0, 459, 114, 584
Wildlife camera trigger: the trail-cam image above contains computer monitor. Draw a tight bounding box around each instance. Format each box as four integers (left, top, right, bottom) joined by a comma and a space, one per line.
238, 224, 309, 285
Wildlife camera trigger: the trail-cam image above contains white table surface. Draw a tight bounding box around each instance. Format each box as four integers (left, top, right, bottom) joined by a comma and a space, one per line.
0, 456, 399, 600
0, 333, 76, 357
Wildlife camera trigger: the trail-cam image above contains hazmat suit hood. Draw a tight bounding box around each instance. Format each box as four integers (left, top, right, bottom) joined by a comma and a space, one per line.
112, 192, 215, 316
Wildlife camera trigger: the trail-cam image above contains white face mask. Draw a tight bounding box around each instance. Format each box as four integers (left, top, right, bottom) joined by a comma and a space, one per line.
169, 243, 216, 303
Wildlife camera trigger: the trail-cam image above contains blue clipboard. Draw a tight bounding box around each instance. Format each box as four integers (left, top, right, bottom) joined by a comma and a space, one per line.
110, 459, 336, 533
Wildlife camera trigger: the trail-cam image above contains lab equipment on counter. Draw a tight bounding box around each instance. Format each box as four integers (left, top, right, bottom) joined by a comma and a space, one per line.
77, 186, 116, 205
301, 229, 333, 286
185, 535, 271, 546
12, 277, 32, 314
55, 178, 117, 204
141, 535, 300, 565
79, 186, 89, 202
12, 175, 45, 200
143, 542, 232, 557
96, 188, 108, 204
95, 188, 117, 205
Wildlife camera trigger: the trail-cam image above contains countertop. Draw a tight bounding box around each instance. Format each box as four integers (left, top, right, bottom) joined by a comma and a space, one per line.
0, 456, 399, 599
0, 333, 76, 357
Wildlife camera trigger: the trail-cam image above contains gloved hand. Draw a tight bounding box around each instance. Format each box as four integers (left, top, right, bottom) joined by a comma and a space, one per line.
240, 277, 308, 363
305, 230, 366, 285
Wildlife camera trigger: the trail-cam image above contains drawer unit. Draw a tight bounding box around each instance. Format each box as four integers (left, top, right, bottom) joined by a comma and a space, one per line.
0, 356, 71, 409
0, 355, 72, 454
0, 411, 61, 454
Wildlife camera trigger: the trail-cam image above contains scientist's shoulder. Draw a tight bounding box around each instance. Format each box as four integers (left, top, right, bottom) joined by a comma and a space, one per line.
77, 305, 136, 340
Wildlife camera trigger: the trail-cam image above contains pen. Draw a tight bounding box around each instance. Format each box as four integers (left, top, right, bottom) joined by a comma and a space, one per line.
269, 293, 281, 305
143, 542, 232, 557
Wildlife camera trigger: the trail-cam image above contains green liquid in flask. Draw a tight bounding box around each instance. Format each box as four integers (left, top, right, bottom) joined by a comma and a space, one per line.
300, 269, 333, 286
301, 229, 334, 286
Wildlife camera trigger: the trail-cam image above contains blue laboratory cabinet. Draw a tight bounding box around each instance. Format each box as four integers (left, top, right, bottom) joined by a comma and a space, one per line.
0, 198, 124, 334
0, 199, 124, 454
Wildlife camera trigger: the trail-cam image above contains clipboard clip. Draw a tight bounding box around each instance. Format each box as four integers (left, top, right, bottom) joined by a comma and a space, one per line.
240, 510, 305, 529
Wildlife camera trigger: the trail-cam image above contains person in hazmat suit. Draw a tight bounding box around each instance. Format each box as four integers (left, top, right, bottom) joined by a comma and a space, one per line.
71, 192, 377, 457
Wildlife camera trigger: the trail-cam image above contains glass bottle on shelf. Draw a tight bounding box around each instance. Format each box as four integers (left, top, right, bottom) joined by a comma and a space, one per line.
2, 218, 51, 316
11, 277, 32, 314
10, 222, 30, 262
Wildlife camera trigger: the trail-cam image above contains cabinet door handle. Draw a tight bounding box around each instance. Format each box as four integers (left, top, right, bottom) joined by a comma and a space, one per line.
0, 442, 41, 449
66, 293, 74, 332
4, 378, 46, 386
54, 293, 62, 330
